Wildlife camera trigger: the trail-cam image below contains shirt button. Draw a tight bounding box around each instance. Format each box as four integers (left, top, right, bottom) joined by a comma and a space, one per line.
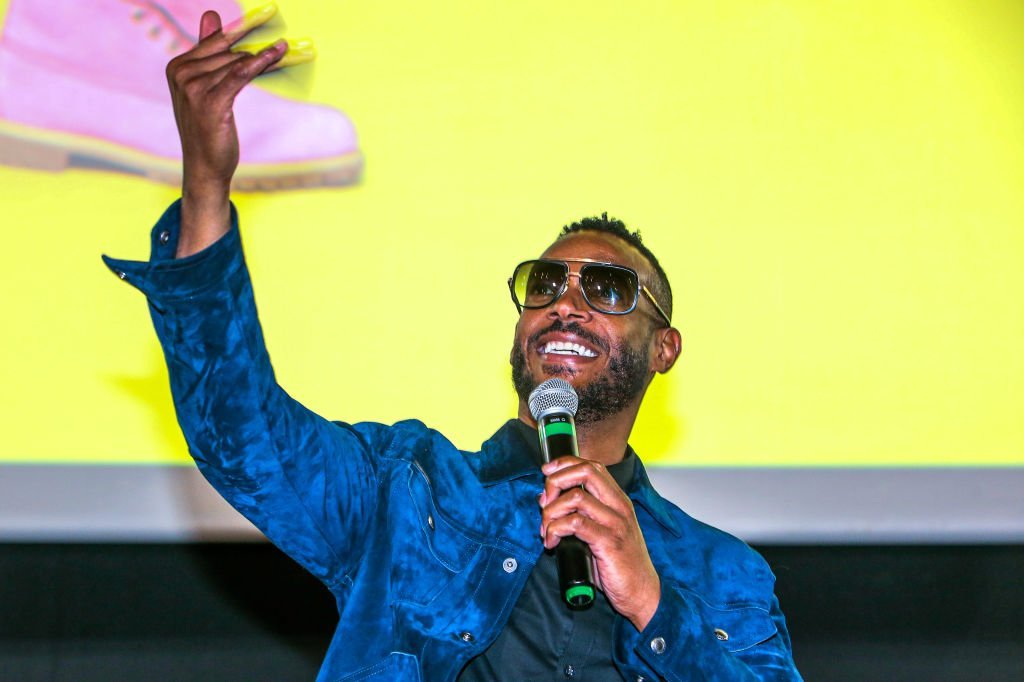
116, 270, 127, 280
158, 229, 171, 245
563, 664, 576, 678
459, 631, 474, 643
635, 677, 646, 682
714, 628, 729, 641
427, 514, 435, 531
502, 557, 518, 573
650, 636, 667, 654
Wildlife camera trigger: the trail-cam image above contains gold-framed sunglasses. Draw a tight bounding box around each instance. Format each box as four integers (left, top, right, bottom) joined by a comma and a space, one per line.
508, 258, 671, 327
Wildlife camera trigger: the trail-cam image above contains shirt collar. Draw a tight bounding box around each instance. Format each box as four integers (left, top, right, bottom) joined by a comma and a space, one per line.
470, 419, 681, 538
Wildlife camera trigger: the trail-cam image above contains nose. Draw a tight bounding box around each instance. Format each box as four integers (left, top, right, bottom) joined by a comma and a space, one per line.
548, 273, 592, 322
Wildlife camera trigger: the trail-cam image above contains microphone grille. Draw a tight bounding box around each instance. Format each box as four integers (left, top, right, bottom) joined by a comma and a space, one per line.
528, 378, 579, 419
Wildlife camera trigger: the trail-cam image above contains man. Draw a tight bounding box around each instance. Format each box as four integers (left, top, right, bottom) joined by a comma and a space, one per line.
105, 10, 801, 681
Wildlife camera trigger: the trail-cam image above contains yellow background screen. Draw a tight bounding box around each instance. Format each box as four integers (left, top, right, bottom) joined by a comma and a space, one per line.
1, 0, 1021, 466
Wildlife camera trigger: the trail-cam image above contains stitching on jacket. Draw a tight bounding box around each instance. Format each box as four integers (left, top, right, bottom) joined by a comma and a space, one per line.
406, 464, 475, 572
228, 284, 363, 589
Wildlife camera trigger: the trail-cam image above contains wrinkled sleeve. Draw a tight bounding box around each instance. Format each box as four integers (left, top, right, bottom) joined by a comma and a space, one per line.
103, 200, 383, 588
614, 586, 801, 681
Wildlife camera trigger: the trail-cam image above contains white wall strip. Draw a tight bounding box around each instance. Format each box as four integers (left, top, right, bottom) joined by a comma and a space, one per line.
2, 465, 1022, 543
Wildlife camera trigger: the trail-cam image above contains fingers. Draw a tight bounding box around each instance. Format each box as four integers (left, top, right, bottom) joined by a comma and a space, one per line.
541, 457, 621, 507
539, 457, 661, 629
172, 11, 232, 66
207, 41, 287, 98
170, 40, 284, 102
540, 486, 622, 549
234, 37, 316, 70
172, 50, 247, 86
174, 4, 304, 80
543, 512, 608, 550
182, 4, 279, 65
542, 455, 609, 480
539, 456, 635, 550
198, 10, 222, 42
196, 3, 279, 48
223, 2, 279, 44
542, 485, 621, 526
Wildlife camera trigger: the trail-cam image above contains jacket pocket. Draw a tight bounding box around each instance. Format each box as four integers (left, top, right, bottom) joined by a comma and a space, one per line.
390, 461, 478, 606
334, 652, 421, 681
695, 601, 778, 653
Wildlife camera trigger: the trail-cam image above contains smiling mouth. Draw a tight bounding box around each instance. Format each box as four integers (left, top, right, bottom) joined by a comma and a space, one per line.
539, 340, 598, 358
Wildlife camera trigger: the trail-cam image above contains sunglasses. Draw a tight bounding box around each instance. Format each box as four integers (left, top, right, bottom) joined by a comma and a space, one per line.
508, 258, 671, 327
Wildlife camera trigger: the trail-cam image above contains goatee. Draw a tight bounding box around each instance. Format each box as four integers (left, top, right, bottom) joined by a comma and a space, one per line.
511, 327, 650, 424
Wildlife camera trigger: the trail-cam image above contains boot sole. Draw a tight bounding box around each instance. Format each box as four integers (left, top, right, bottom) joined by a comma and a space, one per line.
0, 118, 363, 191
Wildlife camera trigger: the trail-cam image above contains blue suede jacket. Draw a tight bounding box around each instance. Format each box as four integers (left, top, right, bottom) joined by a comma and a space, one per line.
104, 201, 801, 682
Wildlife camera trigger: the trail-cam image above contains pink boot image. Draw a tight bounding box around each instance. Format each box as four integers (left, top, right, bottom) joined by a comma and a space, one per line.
0, 0, 362, 191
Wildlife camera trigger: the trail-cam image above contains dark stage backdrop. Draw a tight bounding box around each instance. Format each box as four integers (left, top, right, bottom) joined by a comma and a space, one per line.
2, 543, 1022, 681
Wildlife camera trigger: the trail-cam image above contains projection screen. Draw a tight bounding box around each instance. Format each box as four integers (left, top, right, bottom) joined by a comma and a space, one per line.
1, 0, 1021, 542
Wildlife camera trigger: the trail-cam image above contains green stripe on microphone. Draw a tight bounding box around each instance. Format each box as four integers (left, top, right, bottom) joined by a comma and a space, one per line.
565, 585, 595, 606
544, 421, 575, 438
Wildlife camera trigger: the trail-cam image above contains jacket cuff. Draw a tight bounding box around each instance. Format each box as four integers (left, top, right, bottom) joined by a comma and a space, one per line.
630, 585, 704, 675
101, 199, 243, 301
614, 584, 721, 680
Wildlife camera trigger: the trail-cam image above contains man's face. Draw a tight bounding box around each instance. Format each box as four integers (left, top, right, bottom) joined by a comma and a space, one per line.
510, 232, 666, 424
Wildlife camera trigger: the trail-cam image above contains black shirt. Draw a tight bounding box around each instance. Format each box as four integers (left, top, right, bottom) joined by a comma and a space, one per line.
459, 420, 636, 681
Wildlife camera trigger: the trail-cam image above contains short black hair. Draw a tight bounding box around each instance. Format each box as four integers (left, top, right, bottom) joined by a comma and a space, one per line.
558, 213, 673, 324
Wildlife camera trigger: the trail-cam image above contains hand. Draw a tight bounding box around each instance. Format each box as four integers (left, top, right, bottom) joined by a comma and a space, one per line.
540, 456, 661, 630
165, 9, 286, 256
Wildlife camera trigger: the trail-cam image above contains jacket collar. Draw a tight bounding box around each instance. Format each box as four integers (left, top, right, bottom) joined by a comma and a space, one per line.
626, 458, 682, 538
470, 419, 681, 538
470, 419, 544, 486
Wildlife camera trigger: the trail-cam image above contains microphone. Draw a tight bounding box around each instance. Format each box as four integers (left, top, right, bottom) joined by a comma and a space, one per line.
528, 378, 596, 610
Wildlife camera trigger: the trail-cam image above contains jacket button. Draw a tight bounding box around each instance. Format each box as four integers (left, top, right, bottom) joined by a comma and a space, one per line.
649, 636, 666, 654
459, 631, 474, 643
116, 270, 127, 280
502, 557, 518, 573
563, 664, 576, 677
635, 677, 646, 682
714, 628, 729, 641
158, 230, 171, 245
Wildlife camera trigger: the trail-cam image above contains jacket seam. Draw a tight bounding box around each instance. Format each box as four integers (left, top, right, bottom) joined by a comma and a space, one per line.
230, 285, 354, 587
673, 584, 773, 614
150, 260, 245, 303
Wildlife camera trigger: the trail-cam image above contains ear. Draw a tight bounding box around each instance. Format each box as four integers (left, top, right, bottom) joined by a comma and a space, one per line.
651, 326, 682, 374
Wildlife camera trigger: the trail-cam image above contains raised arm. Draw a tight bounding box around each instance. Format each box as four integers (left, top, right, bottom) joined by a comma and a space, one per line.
104, 10, 383, 589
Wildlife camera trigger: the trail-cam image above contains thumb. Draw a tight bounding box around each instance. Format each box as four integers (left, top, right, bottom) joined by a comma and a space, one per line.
198, 10, 223, 41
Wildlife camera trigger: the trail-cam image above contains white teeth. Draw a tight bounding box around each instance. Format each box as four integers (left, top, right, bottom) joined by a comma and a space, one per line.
541, 341, 597, 358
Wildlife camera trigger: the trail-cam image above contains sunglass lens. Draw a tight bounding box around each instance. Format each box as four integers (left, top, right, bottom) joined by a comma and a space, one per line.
582, 265, 637, 313
515, 261, 566, 307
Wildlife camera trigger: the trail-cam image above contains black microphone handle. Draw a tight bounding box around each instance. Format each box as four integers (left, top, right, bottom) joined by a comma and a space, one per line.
538, 412, 596, 610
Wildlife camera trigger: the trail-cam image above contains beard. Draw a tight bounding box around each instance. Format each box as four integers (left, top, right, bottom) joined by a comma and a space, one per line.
511, 322, 651, 424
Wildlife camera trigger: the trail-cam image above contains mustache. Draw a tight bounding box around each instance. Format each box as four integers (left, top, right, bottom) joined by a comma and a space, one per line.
527, 320, 610, 354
